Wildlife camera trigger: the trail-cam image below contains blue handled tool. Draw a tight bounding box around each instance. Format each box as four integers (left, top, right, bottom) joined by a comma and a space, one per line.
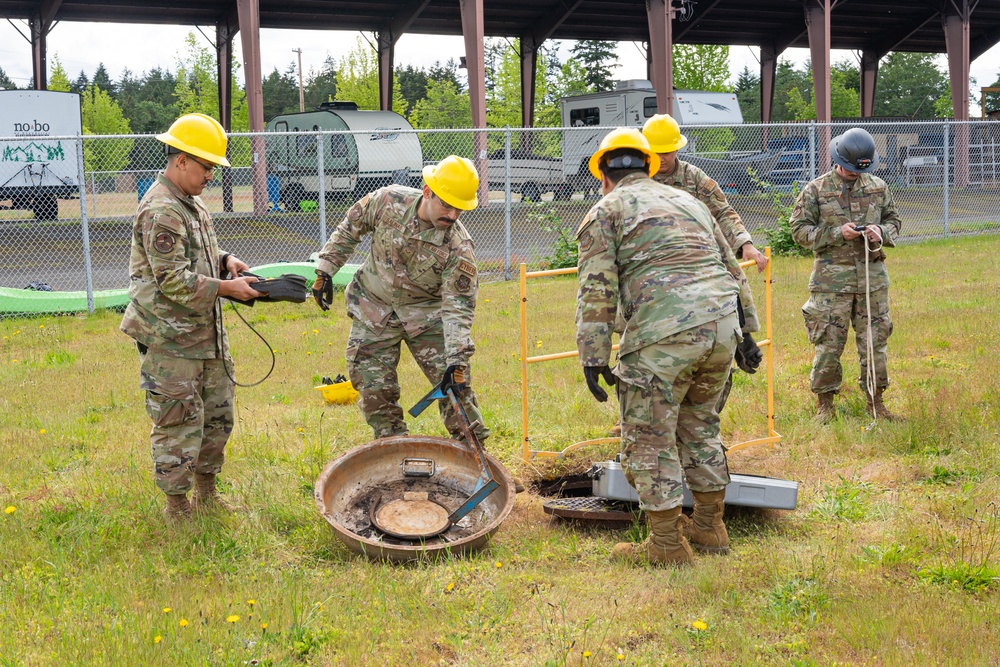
408, 383, 499, 524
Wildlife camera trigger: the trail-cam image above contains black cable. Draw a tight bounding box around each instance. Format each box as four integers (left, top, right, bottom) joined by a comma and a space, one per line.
220, 300, 276, 387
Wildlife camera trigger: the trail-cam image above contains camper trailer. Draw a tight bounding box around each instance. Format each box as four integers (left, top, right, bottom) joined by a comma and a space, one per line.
560, 81, 744, 192
0, 90, 82, 220
265, 102, 422, 209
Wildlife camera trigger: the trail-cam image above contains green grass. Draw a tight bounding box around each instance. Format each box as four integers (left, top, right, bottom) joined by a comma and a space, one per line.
2, 236, 1000, 665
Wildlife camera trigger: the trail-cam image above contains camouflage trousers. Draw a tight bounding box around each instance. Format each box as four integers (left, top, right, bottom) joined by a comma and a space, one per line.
614, 312, 739, 512
346, 315, 490, 442
138, 348, 235, 495
802, 288, 893, 395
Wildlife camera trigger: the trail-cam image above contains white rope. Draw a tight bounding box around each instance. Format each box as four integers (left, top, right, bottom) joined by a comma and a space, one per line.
862, 224, 883, 426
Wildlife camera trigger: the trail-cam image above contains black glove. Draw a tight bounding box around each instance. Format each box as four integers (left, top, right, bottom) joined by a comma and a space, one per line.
312, 270, 334, 311
583, 365, 616, 403
734, 333, 763, 374
253, 274, 308, 303
441, 365, 467, 396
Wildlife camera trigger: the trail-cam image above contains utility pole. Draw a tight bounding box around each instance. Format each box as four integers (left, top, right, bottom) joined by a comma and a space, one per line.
293, 48, 305, 112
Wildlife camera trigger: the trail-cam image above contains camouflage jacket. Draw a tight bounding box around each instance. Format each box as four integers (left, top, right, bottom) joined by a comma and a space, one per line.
653, 165, 759, 333
790, 170, 902, 293
316, 185, 479, 367
654, 160, 753, 252
576, 172, 740, 365
120, 173, 229, 359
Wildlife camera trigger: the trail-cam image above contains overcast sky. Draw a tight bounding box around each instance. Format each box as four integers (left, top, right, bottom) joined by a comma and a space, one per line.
1, 21, 998, 114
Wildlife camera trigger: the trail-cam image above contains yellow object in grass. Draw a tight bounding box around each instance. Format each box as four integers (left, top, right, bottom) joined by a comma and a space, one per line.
316, 380, 359, 405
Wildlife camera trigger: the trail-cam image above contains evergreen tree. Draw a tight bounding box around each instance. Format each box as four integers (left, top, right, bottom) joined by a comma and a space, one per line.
304, 55, 338, 109
0, 67, 17, 90
570, 41, 618, 92
173, 32, 248, 131
92, 63, 115, 97
734, 66, 760, 122
72, 70, 89, 95
262, 63, 301, 120
396, 64, 428, 116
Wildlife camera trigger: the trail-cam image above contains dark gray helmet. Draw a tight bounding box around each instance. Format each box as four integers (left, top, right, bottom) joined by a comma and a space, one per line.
830, 127, 879, 173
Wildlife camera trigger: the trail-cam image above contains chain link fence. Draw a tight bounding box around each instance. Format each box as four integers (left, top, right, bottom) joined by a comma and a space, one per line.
2, 121, 1000, 318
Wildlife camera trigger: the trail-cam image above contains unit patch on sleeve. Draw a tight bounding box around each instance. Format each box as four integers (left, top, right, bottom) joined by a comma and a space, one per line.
456, 274, 472, 293
153, 231, 176, 254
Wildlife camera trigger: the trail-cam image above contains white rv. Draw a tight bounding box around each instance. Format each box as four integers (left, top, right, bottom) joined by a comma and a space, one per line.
560, 80, 743, 190
265, 102, 422, 208
0, 90, 82, 220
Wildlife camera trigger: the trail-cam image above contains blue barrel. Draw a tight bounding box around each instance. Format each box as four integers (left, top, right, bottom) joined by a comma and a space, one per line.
137, 177, 155, 201
267, 175, 281, 209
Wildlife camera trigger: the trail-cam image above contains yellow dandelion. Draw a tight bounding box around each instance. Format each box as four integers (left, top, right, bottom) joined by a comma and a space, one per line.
272, 349, 278, 353
302, 331, 308, 336
14, 330, 20, 334
484, 299, 491, 303
583, 651, 592, 658
162, 607, 172, 614
306, 351, 312, 355
328, 342, 333, 346
12, 360, 18, 363
316, 602, 324, 610
226, 615, 240, 623
617, 653, 625, 661
154, 635, 162, 644
4, 506, 15, 515
495, 561, 503, 568
692, 619, 708, 631
39, 325, 45, 329
260, 622, 268, 630
39, 429, 46, 435
247, 599, 256, 606
446, 582, 455, 592
312, 329, 319, 334
297, 427, 304, 433
179, 619, 189, 628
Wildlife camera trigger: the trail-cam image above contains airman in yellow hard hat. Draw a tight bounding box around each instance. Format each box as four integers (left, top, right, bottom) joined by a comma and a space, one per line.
121, 113, 261, 521
311, 155, 504, 468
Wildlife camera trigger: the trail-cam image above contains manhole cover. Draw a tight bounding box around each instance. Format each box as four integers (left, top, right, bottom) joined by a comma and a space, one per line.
371, 493, 451, 539
542, 496, 641, 522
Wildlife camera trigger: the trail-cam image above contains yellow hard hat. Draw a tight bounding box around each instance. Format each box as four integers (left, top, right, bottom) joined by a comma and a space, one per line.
422, 155, 479, 210
156, 113, 231, 167
642, 114, 688, 154
588, 128, 660, 180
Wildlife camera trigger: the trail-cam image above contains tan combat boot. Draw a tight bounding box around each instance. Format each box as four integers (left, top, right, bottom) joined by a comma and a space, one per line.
865, 388, 899, 422
164, 493, 192, 522
687, 490, 730, 554
816, 392, 835, 423
611, 506, 694, 566
192, 473, 236, 512
609, 421, 622, 438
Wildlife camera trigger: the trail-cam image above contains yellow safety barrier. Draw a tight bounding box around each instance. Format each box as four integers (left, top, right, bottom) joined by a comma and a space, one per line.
518, 247, 780, 462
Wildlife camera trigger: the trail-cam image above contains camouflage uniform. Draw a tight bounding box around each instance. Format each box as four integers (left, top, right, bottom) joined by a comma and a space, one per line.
576, 172, 741, 511
120, 174, 235, 496
653, 159, 760, 411
316, 185, 488, 441
790, 169, 902, 394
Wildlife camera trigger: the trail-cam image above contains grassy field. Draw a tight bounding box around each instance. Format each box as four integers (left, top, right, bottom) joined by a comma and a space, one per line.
1, 235, 999, 666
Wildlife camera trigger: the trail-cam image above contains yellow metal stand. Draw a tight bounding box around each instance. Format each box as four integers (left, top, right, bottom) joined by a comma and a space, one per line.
518, 247, 780, 462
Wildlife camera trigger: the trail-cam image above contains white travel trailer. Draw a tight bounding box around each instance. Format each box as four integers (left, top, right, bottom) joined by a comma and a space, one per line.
560, 80, 744, 190
265, 101, 422, 208
0, 90, 82, 220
